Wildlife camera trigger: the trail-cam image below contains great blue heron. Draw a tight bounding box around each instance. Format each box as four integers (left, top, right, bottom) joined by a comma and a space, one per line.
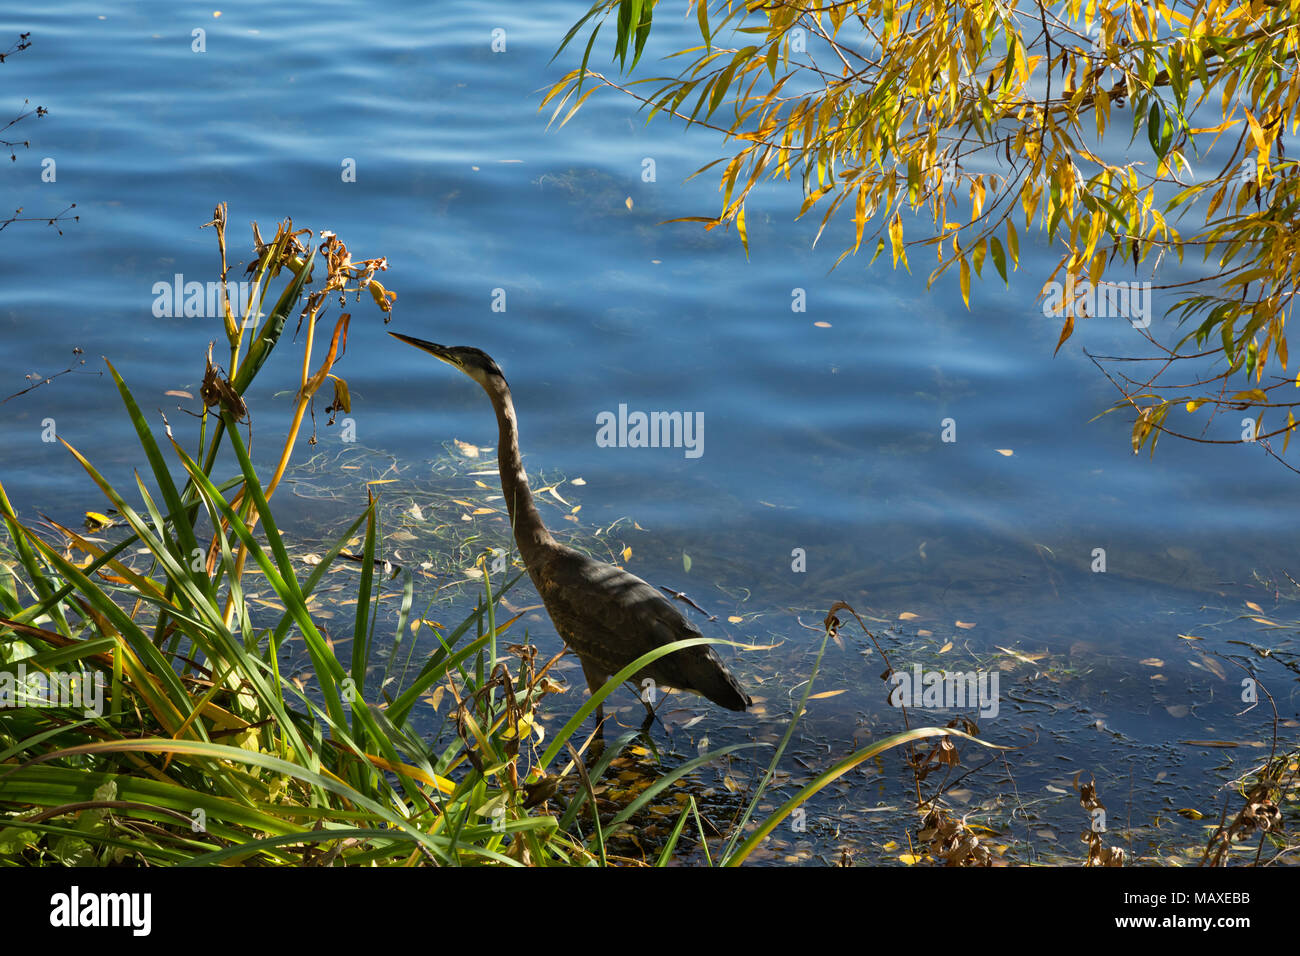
391, 333, 751, 736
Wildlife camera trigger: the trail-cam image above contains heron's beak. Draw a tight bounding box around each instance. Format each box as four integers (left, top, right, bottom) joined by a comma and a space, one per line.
389, 332, 460, 368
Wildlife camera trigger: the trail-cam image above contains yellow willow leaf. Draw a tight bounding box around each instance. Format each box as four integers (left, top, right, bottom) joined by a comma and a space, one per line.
1054, 314, 1075, 355
1095, 88, 1109, 137
1189, 117, 1240, 135
808, 689, 847, 700
854, 184, 866, 250
959, 255, 971, 307
736, 204, 748, 255
1244, 108, 1268, 157
888, 212, 904, 266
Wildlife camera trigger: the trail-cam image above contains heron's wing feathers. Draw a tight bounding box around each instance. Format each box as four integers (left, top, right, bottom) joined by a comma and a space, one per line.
537, 547, 750, 710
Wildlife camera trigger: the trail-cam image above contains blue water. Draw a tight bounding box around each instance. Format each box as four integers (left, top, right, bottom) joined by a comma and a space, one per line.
2, 2, 1296, 861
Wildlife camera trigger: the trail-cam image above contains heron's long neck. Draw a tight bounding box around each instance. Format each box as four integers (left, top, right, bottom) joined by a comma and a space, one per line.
490, 384, 555, 567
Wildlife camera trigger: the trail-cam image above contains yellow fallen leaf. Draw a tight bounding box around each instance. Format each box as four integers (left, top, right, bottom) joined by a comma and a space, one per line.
939, 642, 953, 653
1245, 601, 1263, 613
621, 546, 632, 562
808, 689, 847, 700
899, 611, 920, 621
728, 615, 744, 624
996, 645, 1045, 663
955, 621, 976, 629
1140, 658, 1163, 667
898, 853, 921, 865
814, 321, 831, 328
84, 512, 115, 530
625, 196, 633, 210
996, 449, 1013, 456
1199, 655, 1227, 680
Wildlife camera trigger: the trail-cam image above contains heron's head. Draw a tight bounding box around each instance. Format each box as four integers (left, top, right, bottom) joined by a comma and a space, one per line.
390, 333, 508, 392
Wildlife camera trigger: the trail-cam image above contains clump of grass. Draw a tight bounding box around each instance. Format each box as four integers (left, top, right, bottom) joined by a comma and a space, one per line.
0, 210, 591, 865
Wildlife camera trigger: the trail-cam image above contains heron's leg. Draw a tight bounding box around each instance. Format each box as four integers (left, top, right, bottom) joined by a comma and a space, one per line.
633, 682, 670, 734
580, 659, 608, 739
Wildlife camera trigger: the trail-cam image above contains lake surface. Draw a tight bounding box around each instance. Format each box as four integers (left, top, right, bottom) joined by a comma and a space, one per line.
2, 1, 1296, 863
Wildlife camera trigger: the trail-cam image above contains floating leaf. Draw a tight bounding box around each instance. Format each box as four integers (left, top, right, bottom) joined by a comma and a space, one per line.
84, 511, 115, 531
1199, 655, 1227, 680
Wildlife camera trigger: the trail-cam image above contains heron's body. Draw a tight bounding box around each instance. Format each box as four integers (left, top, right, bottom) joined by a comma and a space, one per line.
392, 333, 750, 731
